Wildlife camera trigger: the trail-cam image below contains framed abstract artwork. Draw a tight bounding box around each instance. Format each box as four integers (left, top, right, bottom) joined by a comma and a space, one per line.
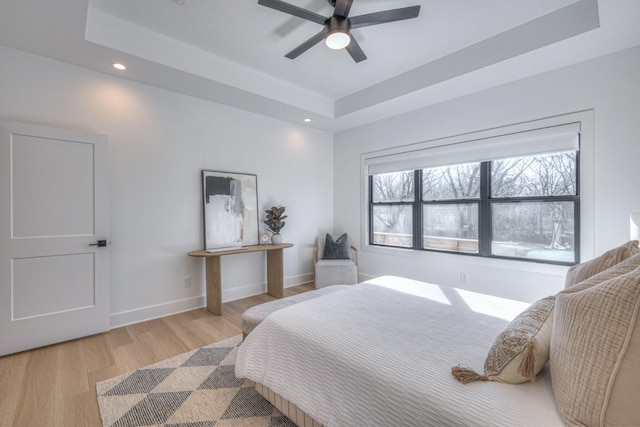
201, 170, 259, 250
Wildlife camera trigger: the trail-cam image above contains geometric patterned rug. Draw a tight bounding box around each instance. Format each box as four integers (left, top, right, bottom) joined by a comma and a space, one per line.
96, 335, 296, 427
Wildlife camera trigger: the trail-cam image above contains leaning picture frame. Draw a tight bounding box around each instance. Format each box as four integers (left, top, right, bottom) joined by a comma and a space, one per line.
201, 170, 259, 250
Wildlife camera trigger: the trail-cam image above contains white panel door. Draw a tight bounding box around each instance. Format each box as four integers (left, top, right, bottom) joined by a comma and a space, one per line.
0, 120, 109, 356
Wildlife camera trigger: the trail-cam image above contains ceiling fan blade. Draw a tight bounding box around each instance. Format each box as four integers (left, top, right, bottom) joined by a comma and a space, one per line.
346, 37, 367, 63
350, 5, 420, 29
285, 30, 325, 59
258, 0, 326, 25
333, 0, 353, 18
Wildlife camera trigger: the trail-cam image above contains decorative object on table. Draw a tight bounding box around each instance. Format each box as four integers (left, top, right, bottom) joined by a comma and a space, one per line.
202, 170, 259, 250
260, 233, 271, 245
263, 206, 287, 244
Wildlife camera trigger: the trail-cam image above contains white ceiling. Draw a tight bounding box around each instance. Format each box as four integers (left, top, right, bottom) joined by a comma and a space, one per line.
0, 0, 639, 132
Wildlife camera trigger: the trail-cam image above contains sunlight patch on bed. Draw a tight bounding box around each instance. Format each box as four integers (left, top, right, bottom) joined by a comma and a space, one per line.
366, 276, 451, 305
454, 288, 530, 321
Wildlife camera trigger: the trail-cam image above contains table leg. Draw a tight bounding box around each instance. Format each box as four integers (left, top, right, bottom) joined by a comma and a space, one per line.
205, 256, 222, 315
266, 248, 284, 298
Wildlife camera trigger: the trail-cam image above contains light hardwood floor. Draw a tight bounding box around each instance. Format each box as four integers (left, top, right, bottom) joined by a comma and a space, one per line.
0, 283, 315, 426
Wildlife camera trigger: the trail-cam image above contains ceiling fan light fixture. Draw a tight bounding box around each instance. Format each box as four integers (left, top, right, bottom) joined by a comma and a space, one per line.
258, 0, 420, 62
325, 31, 350, 49
325, 16, 351, 50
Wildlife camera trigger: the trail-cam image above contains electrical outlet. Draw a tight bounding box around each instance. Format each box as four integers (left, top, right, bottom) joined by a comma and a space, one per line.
182, 276, 191, 288
459, 273, 468, 284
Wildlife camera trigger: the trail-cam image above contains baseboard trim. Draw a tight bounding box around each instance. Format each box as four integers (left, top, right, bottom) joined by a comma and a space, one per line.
222, 281, 266, 303
110, 295, 206, 329
110, 273, 314, 329
285, 272, 313, 288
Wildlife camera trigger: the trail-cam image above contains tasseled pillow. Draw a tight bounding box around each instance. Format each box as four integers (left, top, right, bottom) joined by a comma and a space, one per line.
452, 295, 555, 384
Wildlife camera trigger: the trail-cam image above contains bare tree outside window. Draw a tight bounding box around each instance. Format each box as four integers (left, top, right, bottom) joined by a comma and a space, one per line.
369, 149, 578, 264
491, 151, 577, 262
492, 201, 575, 262
422, 163, 480, 253
371, 171, 414, 247
492, 152, 577, 197
423, 163, 480, 200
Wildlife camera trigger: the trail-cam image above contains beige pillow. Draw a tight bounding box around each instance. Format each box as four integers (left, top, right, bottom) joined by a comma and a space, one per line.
551, 267, 640, 426
563, 252, 640, 294
452, 296, 555, 384
564, 240, 640, 288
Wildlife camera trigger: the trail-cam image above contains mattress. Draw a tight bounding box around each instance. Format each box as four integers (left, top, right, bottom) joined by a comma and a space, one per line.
236, 276, 563, 427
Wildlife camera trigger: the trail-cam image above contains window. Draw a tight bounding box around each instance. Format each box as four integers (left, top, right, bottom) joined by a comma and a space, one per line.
490, 151, 578, 263
367, 124, 580, 265
422, 163, 480, 253
370, 170, 414, 248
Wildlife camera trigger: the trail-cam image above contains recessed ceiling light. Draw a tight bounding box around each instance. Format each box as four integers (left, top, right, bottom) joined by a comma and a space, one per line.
112, 63, 126, 71
303, 118, 312, 123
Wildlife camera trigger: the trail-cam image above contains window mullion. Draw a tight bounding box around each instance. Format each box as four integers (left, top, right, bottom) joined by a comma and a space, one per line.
574, 150, 581, 264
414, 169, 422, 249
368, 174, 374, 246
479, 162, 491, 256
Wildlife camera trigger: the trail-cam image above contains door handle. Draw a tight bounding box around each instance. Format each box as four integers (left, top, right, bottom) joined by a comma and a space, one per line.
89, 240, 108, 247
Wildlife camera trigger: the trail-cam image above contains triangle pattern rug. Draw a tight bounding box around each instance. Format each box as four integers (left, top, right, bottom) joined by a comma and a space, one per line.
96, 335, 295, 427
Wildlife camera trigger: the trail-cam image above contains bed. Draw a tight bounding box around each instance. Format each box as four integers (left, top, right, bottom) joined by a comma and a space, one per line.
235, 276, 563, 426
237, 240, 640, 427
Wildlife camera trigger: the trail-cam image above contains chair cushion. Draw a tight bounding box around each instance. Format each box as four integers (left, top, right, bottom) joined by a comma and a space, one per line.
316, 259, 354, 267
315, 259, 357, 288
564, 240, 640, 288
323, 233, 350, 259
551, 267, 640, 426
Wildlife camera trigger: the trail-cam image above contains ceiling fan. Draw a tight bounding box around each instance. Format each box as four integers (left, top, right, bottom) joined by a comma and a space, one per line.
258, 0, 421, 63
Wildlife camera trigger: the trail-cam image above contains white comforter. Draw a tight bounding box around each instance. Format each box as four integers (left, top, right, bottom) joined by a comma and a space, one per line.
236, 276, 563, 427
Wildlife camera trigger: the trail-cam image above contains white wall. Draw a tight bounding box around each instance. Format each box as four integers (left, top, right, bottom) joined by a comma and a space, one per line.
0, 45, 334, 327
335, 46, 640, 303
2, 42, 639, 324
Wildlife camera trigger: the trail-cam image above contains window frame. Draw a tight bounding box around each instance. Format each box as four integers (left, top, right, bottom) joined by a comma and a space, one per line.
369, 153, 580, 266
368, 170, 419, 249
421, 162, 481, 254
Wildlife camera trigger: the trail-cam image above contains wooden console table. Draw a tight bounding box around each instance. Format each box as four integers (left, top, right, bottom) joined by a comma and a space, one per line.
188, 243, 293, 315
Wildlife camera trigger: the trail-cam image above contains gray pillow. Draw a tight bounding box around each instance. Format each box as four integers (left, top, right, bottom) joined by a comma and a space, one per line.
323, 233, 350, 260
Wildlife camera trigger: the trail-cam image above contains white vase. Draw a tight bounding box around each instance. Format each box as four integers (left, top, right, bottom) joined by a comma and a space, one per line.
271, 233, 283, 245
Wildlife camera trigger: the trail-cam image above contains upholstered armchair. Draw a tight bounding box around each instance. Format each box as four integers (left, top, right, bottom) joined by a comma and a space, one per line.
313, 233, 359, 288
